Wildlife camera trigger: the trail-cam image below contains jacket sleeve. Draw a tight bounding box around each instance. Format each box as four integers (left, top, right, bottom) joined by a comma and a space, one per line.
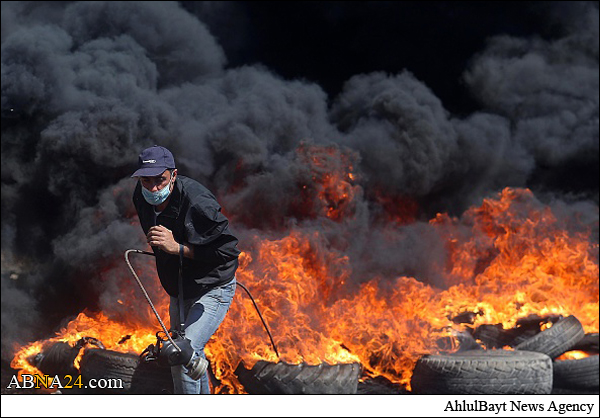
185, 202, 239, 264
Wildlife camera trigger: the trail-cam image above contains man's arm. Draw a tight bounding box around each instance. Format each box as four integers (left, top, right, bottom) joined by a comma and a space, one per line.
184, 202, 240, 263
179, 241, 195, 259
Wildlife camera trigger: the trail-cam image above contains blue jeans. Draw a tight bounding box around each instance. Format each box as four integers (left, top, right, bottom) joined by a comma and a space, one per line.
169, 277, 236, 394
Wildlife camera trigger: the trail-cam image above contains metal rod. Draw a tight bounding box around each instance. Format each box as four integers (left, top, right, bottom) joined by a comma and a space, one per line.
124, 249, 181, 352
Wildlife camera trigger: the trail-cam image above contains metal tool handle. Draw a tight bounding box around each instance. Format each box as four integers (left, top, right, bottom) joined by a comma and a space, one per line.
124, 249, 181, 353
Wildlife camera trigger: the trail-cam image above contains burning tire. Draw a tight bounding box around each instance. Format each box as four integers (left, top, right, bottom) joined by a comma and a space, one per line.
79, 348, 173, 394
514, 315, 585, 359
553, 355, 599, 391
571, 333, 599, 352
472, 324, 511, 348
473, 322, 545, 349
235, 360, 362, 394
357, 376, 408, 394
29, 342, 81, 377
410, 349, 553, 394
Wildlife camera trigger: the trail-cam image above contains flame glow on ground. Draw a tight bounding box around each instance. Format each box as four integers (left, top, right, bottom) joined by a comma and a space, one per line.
11, 179, 599, 393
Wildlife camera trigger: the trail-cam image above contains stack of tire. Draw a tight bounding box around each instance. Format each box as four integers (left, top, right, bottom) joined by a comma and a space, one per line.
74, 315, 597, 394
79, 349, 173, 394
410, 315, 599, 394
78, 353, 362, 394
551, 331, 599, 394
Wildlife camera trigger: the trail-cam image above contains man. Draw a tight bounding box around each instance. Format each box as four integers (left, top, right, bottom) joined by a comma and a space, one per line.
131, 145, 240, 394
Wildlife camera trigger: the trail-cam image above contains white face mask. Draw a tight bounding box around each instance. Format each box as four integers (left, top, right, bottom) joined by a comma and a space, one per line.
141, 177, 173, 206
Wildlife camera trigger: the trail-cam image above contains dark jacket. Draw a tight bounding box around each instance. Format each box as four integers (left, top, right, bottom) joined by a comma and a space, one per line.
133, 175, 240, 298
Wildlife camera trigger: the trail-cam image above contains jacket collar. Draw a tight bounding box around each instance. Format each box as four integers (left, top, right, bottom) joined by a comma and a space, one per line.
159, 178, 182, 219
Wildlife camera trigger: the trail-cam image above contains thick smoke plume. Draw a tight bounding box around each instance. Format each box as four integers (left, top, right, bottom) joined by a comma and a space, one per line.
1, 1, 598, 361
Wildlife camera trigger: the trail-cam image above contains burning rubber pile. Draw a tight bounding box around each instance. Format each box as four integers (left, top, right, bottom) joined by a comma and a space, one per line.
12, 314, 599, 394
3, 0, 598, 398
9, 186, 599, 395
410, 315, 598, 394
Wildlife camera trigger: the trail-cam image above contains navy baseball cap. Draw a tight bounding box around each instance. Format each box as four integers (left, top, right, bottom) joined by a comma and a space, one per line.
131, 145, 176, 177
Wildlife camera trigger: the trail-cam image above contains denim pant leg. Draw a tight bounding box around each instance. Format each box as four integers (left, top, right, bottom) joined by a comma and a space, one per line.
169, 277, 236, 394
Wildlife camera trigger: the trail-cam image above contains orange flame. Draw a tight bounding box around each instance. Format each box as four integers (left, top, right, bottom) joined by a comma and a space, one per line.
296, 143, 361, 221
10, 172, 599, 393
556, 350, 592, 360
10, 260, 168, 379
208, 189, 598, 391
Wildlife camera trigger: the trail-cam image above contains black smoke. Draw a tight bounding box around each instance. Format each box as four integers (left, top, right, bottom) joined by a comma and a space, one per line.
2, 1, 598, 360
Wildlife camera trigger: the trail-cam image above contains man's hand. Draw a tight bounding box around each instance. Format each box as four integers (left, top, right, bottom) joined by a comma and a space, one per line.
147, 225, 179, 255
